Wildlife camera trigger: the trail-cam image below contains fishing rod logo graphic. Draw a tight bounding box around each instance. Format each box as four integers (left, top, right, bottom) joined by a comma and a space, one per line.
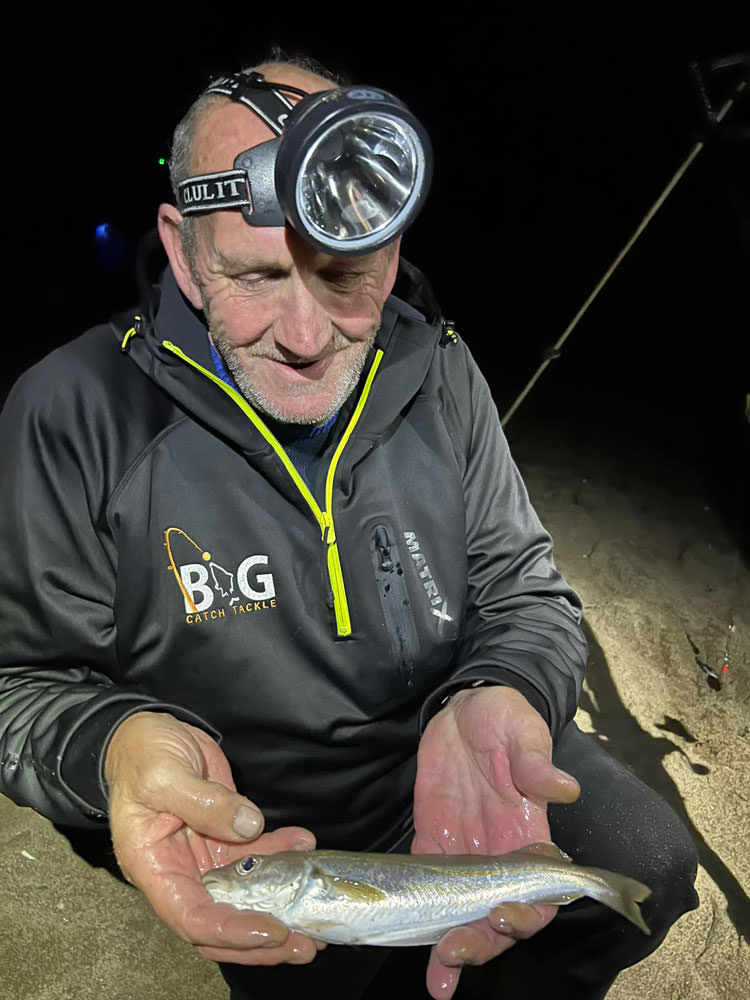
164, 527, 277, 623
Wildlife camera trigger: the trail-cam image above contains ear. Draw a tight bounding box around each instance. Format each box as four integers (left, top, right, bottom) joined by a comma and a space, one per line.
157, 203, 204, 311
382, 236, 402, 300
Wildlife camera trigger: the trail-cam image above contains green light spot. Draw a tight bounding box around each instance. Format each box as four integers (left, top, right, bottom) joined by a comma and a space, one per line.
158, 158, 166, 166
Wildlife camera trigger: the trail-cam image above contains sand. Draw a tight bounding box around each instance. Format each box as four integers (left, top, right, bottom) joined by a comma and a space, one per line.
512, 420, 750, 1000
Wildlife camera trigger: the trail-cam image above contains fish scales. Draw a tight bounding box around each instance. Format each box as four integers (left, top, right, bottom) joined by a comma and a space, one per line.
202, 844, 652, 946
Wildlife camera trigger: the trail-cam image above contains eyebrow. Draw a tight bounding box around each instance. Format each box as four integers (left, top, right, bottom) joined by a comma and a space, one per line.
213, 249, 287, 275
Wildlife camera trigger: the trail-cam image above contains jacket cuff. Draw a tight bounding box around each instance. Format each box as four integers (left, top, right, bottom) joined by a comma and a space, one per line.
58, 699, 222, 820
419, 671, 552, 736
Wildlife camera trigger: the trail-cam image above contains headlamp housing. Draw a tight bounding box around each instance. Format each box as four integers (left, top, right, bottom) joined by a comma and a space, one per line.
176, 73, 432, 257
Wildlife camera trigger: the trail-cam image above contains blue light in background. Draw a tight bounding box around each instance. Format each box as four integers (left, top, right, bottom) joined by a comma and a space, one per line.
92, 221, 130, 275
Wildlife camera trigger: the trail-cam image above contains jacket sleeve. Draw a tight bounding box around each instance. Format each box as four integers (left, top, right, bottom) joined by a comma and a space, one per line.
420, 339, 587, 739
0, 351, 218, 827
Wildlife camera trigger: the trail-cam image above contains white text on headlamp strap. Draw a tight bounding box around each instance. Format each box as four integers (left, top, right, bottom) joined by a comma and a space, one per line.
178, 170, 249, 215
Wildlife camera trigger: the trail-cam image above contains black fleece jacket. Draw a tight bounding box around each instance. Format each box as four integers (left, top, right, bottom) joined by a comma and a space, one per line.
0, 268, 586, 850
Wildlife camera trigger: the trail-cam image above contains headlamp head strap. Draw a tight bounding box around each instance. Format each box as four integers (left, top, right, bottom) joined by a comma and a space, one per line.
202, 72, 305, 136
175, 72, 307, 219
177, 169, 250, 215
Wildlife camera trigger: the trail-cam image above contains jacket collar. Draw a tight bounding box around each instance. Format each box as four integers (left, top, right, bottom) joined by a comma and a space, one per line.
123, 265, 440, 463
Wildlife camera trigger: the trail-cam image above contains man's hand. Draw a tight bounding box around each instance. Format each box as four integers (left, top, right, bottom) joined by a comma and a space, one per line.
104, 711, 320, 966
412, 686, 580, 999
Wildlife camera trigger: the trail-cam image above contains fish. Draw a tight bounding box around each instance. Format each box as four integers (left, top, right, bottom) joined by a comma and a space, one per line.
201, 843, 651, 946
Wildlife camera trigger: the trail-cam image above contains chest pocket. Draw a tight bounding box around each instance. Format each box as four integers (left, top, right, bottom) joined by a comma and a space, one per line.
371, 523, 420, 688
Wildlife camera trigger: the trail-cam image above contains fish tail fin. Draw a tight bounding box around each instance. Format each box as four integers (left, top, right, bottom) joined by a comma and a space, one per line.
588, 868, 652, 935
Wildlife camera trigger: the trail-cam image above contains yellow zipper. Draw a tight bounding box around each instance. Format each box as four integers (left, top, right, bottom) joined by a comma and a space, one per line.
162, 339, 383, 637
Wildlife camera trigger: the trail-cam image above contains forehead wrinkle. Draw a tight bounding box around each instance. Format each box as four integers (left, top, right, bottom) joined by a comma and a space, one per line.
195, 218, 293, 272
213, 245, 288, 274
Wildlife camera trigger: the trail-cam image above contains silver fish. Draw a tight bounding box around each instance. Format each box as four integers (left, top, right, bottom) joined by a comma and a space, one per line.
202, 843, 651, 946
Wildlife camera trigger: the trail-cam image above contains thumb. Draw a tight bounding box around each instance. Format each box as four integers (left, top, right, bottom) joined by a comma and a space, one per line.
105, 711, 266, 842
510, 746, 580, 804
142, 766, 267, 842
172, 724, 267, 841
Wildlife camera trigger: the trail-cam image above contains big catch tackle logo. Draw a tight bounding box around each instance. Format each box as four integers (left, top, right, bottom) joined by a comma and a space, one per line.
164, 527, 277, 625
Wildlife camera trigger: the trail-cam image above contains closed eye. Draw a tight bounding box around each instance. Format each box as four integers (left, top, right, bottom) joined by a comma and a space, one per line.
232, 267, 287, 288
319, 268, 364, 290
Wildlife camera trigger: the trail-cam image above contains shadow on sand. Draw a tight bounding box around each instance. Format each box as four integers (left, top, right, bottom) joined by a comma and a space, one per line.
581, 618, 750, 943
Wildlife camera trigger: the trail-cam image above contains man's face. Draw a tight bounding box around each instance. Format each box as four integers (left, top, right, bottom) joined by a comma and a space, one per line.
160, 89, 400, 426
186, 213, 397, 425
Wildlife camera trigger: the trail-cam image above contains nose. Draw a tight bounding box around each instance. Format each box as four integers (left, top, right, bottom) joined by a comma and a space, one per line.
272, 273, 332, 360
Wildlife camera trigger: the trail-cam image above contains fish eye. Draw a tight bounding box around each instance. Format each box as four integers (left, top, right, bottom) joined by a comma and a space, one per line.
236, 856, 258, 875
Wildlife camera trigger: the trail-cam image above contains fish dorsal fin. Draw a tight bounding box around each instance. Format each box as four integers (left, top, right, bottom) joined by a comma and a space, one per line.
517, 842, 573, 862
309, 866, 387, 904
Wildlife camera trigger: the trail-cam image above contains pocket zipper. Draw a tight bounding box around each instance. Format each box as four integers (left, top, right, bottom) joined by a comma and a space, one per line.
371, 525, 420, 686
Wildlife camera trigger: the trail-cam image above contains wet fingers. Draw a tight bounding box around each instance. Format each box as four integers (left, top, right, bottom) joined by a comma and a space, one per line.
435, 925, 515, 967
197, 930, 322, 966
488, 901, 551, 939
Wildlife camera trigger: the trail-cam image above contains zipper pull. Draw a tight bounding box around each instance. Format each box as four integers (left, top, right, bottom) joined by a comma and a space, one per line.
374, 525, 394, 571
321, 511, 336, 545
120, 315, 142, 352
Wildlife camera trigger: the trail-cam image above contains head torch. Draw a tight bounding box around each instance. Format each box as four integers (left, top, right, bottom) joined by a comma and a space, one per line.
176, 72, 432, 256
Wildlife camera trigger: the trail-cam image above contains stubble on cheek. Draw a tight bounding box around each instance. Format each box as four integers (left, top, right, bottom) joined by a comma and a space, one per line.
208, 319, 377, 426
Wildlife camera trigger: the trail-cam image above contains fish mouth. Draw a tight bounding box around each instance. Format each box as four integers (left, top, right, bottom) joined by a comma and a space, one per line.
202, 873, 230, 898
201, 872, 243, 904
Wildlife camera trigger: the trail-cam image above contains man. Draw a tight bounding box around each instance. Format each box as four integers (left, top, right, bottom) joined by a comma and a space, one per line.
0, 58, 697, 999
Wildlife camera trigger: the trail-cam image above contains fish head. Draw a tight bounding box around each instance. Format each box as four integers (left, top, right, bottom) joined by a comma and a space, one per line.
202, 852, 310, 912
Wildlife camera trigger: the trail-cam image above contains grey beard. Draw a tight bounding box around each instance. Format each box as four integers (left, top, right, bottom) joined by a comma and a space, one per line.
209, 327, 373, 426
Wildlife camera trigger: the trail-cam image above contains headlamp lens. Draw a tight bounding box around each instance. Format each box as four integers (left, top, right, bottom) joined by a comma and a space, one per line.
295, 113, 427, 253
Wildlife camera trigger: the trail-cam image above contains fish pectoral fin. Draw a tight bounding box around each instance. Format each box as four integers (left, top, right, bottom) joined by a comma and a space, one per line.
309, 866, 387, 904
297, 919, 350, 941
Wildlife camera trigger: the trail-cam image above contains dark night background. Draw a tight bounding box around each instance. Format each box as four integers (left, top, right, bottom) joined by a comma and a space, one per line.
3, 13, 749, 552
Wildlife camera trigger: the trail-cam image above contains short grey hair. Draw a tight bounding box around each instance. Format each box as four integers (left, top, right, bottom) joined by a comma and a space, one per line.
168, 49, 341, 196
168, 49, 341, 265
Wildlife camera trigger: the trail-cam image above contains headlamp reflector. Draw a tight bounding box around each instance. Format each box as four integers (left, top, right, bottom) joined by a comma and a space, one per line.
293, 113, 428, 254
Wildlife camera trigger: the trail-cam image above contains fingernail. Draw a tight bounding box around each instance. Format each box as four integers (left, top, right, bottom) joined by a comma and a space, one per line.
287, 942, 316, 964
492, 910, 514, 935
233, 805, 262, 838
491, 902, 524, 935
555, 769, 581, 802
249, 926, 287, 948
292, 834, 316, 851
